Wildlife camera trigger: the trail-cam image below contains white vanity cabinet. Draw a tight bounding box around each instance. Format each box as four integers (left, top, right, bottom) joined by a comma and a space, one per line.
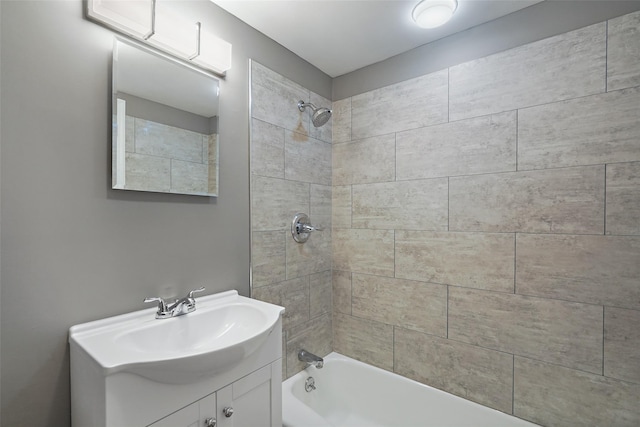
69, 291, 284, 427
149, 363, 280, 427
148, 392, 214, 427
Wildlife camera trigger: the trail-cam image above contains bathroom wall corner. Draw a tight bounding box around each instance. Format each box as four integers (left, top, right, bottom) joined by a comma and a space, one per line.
0, 0, 3, 417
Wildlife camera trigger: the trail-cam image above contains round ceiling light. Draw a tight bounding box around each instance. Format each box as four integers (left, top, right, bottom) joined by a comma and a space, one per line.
412, 0, 458, 29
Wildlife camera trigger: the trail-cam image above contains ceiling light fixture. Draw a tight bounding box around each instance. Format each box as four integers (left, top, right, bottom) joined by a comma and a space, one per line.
412, 0, 458, 29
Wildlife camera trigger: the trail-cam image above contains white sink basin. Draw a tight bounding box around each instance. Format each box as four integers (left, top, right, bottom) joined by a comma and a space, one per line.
69, 290, 284, 384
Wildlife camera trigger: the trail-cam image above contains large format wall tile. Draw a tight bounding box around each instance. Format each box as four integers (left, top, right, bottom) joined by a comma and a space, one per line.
607, 11, 640, 91
285, 132, 331, 185
333, 134, 395, 185
333, 313, 393, 371
125, 115, 135, 152
352, 274, 446, 336
395, 231, 515, 293
604, 307, 640, 384
251, 61, 310, 135
518, 88, 640, 169
310, 184, 332, 219
252, 277, 310, 330
251, 176, 309, 231
351, 69, 448, 140
251, 118, 284, 178
332, 98, 351, 144
171, 160, 208, 194
135, 118, 205, 162
286, 314, 332, 378
251, 231, 286, 287
607, 162, 640, 235
514, 357, 640, 427
286, 226, 331, 279
516, 234, 640, 309
352, 179, 448, 230
332, 270, 352, 315
449, 287, 603, 373
395, 328, 514, 414
332, 228, 394, 277
332, 185, 352, 229
449, 23, 606, 121
396, 111, 516, 180
310, 270, 332, 318
124, 152, 170, 192
449, 166, 605, 234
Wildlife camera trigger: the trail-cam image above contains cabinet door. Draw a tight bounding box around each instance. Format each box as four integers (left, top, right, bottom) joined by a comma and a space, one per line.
198, 392, 218, 427
217, 364, 276, 427
148, 402, 199, 427
148, 392, 216, 427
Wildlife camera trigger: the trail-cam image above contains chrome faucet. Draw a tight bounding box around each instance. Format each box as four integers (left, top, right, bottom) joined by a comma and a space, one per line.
144, 287, 205, 319
298, 349, 324, 369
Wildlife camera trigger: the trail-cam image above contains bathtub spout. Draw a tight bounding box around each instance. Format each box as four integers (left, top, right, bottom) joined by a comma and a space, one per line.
298, 349, 324, 368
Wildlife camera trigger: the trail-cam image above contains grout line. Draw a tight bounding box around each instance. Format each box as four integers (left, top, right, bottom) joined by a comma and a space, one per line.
446, 285, 450, 339
602, 306, 606, 376
393, 229, 397, 278
605, 20, 609, 93
514, 233, 518, 294
515, 110, 519, 171
512, 354, 516, 415
447, 67, 451, 122
350, 185, 353, 229
392, 326, 396, 373
447, 177, 450, 231
394, 132, 398, 182
349, 271, 353, 316
396, 162, 607, 182
604, 164, 607, 235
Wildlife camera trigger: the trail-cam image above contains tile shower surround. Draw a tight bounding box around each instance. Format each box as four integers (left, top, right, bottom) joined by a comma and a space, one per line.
123, 116, 217, 194
252, 10, 640, 427
250, 61, 333, 380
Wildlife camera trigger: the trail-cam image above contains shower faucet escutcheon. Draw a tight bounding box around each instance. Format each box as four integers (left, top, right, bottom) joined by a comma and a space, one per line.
143, 286, 205, 319
291, 213, 323, 243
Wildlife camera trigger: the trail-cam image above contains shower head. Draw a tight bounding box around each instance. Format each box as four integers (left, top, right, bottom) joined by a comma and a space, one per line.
298, 100, 332, 127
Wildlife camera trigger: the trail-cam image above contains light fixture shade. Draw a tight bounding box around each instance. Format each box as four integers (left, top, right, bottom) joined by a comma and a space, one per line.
412, 0, 458, 29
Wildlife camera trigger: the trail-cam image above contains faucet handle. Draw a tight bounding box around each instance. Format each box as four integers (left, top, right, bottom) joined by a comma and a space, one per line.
187, 287, 205, 299
143, 296, 168, 312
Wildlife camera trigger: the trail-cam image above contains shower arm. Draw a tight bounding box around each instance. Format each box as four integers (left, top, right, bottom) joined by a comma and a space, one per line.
297, 101, 317, 112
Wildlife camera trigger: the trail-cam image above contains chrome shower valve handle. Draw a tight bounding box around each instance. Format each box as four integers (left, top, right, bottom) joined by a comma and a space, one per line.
291, 213, 322, 243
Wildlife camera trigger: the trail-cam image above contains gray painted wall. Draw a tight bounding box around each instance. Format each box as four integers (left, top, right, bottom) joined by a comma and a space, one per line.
0, 1, 330, 426
0, 0, 2, 411
118, 93, 218, 135
2, 1, 639, 426
333, 1, 640, 100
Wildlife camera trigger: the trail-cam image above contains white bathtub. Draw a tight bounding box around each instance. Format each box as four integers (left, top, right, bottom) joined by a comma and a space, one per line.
283, 352, 538, 427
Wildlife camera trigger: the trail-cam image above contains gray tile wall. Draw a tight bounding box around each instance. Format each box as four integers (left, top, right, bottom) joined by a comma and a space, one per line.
124, 116, 217, 194
250, 61, 333, 379
332, 10, 640, 426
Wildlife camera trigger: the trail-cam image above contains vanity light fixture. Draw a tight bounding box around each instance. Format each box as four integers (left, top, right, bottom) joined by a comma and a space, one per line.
412, 0, 458, 29
86, 0, 232, 76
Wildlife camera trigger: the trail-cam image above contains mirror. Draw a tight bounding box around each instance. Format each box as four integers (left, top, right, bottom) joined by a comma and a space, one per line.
112, 38, 219, 196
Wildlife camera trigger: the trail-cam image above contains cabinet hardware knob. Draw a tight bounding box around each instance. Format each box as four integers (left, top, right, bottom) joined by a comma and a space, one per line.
204, 418, 216, 427
223, 407, 234, 418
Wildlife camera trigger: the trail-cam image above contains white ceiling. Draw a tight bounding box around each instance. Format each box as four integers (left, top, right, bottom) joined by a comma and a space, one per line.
212, 0, 543, 77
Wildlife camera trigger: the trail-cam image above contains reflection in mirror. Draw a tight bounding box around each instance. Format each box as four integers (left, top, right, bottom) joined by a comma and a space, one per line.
112, 38, 219, 196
